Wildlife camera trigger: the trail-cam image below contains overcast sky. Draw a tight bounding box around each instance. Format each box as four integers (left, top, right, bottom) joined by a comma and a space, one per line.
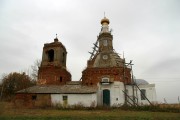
0, 0, 180, 103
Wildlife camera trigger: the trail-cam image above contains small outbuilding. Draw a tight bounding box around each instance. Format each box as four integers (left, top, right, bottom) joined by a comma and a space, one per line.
16, 81, 97, 107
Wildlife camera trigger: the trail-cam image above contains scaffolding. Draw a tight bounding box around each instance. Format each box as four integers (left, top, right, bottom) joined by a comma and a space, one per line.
123, 59, 153, 106
87, 37, 153, 106
88, 36, 99, 60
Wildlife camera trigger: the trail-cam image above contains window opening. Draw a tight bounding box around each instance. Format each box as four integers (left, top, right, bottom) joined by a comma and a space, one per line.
63, 96, 67, 100
32, 95, 37, 100
63, 96, 68, 106
60, 77, 62, 82
48, 49, 54, 62
103, 40, 108, 46
62, 52, 65, 63
102, 77, 109, 83
141, 89, 146, 100
125, 89, 128, 95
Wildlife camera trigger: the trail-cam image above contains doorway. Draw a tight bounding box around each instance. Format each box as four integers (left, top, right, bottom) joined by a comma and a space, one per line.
103, 89, 110, 106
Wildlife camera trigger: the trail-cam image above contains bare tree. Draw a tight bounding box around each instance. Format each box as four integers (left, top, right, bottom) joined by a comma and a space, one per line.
31, 59, 41, 81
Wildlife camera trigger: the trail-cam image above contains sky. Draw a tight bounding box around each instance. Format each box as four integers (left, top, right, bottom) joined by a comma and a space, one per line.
0, 0, 180, 103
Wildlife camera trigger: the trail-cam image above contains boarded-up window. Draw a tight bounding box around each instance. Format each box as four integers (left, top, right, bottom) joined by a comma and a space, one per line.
141, 89, 146, 100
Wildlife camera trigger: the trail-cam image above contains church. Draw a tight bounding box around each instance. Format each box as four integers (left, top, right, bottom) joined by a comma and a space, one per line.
15, 17, 157, 107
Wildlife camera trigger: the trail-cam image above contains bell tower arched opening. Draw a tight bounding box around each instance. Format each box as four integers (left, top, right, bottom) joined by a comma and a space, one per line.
47, 49, 54, 62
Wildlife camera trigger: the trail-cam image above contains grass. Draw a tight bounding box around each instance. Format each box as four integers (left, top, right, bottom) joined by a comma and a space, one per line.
0, 102, 180, 120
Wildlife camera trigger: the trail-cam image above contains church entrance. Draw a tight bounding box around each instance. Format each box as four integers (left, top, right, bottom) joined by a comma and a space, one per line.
103, 89, 110, 106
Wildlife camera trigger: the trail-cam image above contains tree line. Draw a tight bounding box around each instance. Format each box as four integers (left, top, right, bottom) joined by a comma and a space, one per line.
0, 60, 41, 101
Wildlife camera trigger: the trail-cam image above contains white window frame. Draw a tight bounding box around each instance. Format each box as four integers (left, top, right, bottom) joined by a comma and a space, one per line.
101, 77, 110, 83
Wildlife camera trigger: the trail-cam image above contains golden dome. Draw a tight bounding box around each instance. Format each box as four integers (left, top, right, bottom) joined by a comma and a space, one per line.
101, 17, 110, 25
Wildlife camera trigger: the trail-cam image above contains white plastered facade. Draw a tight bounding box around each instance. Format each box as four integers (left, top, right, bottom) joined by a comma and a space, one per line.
97, 81, 157, 106
51, 93, 97, 107
50, 81, 156, 107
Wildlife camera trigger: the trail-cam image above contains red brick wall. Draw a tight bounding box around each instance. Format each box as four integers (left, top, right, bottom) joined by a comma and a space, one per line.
15, 93, 36, 108
15, 93, 51, 108
38, 65, 71, 85
82, 67, 132, 85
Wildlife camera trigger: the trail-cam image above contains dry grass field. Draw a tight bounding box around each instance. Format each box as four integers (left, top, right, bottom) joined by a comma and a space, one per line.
0, 102, 180, 120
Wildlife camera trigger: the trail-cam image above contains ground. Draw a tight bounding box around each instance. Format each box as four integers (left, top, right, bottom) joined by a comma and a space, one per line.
0, 102, 180, 120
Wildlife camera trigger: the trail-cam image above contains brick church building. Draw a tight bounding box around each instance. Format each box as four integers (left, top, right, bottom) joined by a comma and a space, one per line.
15, 17, 156, 107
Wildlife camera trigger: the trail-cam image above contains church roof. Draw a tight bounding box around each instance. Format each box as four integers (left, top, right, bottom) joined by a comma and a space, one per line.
43, 35, 67, 52
93, 51, 124, 68
16, 84, 97, 94
135, 79, 149, 85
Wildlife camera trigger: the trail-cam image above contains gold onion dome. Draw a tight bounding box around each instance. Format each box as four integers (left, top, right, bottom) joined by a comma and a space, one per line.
101, 17, 110, 25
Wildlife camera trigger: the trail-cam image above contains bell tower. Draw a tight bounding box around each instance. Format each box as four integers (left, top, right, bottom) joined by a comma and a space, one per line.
38, 35, 71, 85
82, 17, 132, 86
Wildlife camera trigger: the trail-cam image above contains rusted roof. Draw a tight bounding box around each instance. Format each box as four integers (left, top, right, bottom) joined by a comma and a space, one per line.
16, 84, 97, 94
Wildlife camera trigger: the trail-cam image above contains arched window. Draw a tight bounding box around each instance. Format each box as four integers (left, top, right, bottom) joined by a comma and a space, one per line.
101, 77, 109, 83
101, 77, 110, 85
48, 49, 54, 62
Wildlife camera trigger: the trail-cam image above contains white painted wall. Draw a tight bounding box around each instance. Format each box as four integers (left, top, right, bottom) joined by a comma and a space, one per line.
126, 85, 134, 105
111, 82, 125, 106
98, 81, 125, 107
51, 93, 97, 107
126, 84, 157, 105
136, 84, 157, 105
98, 81, 157, 106
51, 82, 156, 107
